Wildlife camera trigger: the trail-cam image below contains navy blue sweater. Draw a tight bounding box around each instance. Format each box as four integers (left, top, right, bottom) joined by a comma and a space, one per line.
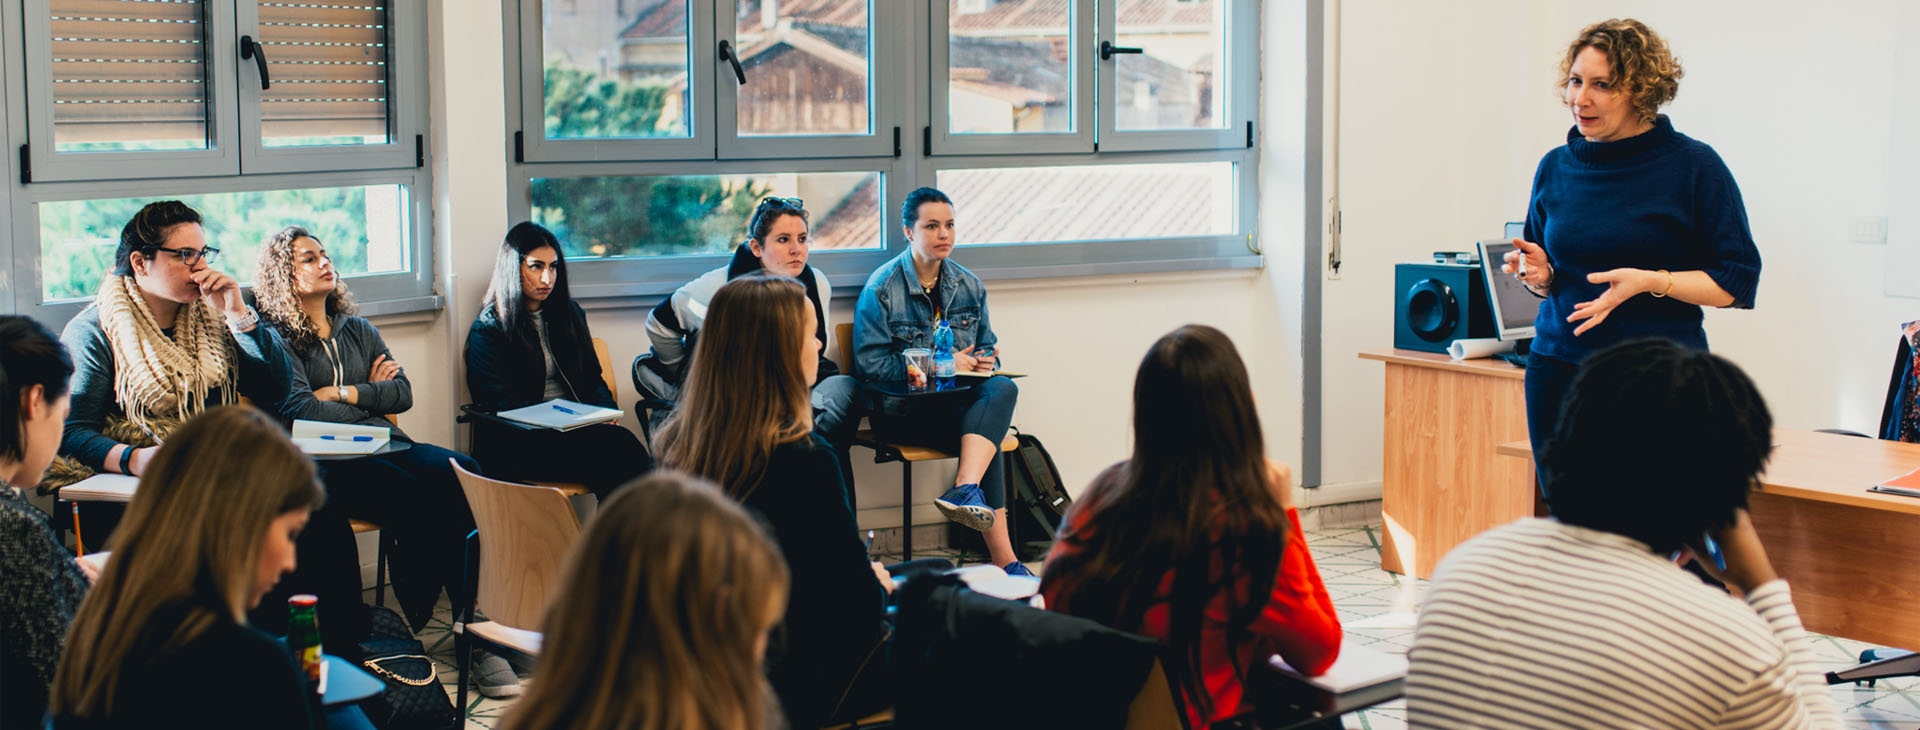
1523, 116, 1760, 361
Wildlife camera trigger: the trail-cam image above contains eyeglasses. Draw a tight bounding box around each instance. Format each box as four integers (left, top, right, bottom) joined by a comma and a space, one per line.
144, 245, 220, 265
761, 196, 804, 209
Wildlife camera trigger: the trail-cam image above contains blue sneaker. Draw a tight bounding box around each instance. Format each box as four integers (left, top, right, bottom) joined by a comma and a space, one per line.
1004, 561, 1037, 579
935, 483, 996, 531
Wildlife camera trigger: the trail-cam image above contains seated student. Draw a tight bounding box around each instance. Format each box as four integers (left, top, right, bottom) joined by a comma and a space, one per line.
50, 405, 372, 730
639, 196, 860, 447
1040, 325, 1342, 729
851, 187, 1027, 575
501, 471, 789, 730
465, 222, 649, 498
1406, 339, 1841, 728
52, 201, 368, 656
253, 226, 478, 635
657, 275, 947, 729
0, 316, 93, 730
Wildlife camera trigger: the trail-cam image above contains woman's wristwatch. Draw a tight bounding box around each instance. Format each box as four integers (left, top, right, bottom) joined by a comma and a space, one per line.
119, 445, 136, 475
1524, 264, 1555, 298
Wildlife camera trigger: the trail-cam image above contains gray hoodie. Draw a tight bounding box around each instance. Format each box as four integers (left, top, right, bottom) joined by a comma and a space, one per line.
279, 313, 413, 441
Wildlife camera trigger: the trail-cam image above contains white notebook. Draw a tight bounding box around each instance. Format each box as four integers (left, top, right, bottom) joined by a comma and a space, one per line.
496, 399, 624, 431
291, 420, 391, 455
1267, 639, 1408, 694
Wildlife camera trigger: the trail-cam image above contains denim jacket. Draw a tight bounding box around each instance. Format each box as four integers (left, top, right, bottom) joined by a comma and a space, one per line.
852, 249, 999, 382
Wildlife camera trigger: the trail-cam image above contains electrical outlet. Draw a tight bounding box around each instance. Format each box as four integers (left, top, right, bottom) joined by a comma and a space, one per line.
1851, 215, 1888, 245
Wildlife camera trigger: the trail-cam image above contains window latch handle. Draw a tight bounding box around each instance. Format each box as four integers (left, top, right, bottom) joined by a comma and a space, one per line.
1100, 41, 1143, 61
718, 40, 747, 85
240, 35, 271, 90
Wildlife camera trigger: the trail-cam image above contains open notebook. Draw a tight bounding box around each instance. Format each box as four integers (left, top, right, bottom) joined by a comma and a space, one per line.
1267, 640, 1408, 694
497, 399, 624, 431
291, 420, 391, 455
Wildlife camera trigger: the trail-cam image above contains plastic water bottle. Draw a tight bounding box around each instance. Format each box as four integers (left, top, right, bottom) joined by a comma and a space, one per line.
932, 319, 956, 387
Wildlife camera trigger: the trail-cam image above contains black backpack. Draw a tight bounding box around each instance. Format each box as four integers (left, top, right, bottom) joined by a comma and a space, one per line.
1006, 433, 1072, 562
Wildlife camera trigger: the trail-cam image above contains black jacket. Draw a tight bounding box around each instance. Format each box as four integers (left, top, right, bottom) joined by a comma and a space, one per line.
464, 299, 615, 411
739, 434, 886, 730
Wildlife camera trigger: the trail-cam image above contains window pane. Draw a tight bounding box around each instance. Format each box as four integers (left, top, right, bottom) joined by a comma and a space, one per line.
544, 0, 690, 140
259, 1, 393, 147
50, 0, 210, 152
947, 0, 1071, 135
1115, 0, 1226, 131
37, 184, 410, 302
938, 161, 1233, 244
530, 171, 882, 258
733, 0, 870, 137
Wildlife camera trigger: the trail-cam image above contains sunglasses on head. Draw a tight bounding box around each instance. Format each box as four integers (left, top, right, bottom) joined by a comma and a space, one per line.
761, 196, 804, 209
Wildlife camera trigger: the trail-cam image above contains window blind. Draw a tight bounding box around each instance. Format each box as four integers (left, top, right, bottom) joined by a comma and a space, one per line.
50, 0, 210, 147
257, 1, 391, 144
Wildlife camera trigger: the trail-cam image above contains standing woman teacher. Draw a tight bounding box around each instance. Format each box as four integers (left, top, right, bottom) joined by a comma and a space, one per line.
1505, 18, 1760, 493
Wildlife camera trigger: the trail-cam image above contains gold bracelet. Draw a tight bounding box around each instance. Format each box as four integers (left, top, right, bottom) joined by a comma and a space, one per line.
1650, 269, 1674, 298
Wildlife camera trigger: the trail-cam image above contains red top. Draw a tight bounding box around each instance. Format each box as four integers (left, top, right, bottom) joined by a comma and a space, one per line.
1041, 488, 1342, 728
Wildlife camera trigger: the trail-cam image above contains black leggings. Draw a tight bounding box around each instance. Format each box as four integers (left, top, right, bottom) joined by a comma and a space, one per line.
319, 442, 479, 632
472, 421, 651, 499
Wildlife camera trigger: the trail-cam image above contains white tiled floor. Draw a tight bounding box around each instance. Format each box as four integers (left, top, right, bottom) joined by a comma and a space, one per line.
402, 524, 1920, 729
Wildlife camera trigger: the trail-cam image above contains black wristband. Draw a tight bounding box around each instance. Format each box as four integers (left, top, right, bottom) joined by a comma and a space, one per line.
119, 445, 135, 475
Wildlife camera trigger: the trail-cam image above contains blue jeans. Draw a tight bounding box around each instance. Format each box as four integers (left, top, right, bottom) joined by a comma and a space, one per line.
812, 374, 861, 447
870, 376, 1018, 510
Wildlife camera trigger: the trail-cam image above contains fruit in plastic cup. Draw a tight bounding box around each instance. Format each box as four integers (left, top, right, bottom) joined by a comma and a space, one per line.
903, 348, 932, 390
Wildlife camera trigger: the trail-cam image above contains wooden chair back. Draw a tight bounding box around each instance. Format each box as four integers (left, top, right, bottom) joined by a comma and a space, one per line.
450, 458, 583, 630
592, 337, 618, 403
1124, 657, 1185, 730
835, 322, 855, 374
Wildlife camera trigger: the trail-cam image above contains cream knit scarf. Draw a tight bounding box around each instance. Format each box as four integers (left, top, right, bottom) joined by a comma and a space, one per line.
95, 275, 237, 436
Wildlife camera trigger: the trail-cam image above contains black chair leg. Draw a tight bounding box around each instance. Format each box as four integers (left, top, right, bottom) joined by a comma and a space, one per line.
373, 531, 389, 608
900, 461, 913, 560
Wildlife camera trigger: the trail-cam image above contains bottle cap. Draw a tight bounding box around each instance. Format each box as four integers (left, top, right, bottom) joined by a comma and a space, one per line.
289, 594, 318, 607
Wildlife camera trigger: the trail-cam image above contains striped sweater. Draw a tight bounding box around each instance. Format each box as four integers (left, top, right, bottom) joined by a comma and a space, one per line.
1407, 519, 1840, 729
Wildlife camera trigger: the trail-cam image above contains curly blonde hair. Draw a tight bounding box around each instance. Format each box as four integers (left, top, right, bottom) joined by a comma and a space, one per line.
1558, 18, 1683, 125
254, 226, 357, 354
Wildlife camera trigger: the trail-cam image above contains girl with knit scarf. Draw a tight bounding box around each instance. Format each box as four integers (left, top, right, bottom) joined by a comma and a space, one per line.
53, 201, 370, 655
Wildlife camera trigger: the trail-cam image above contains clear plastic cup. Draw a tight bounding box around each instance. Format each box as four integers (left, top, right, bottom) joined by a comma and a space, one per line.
903, 348, 932, 391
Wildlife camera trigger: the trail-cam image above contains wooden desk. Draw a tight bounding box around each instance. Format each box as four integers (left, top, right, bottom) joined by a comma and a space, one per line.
1497, 429, 1920, 647
1358, 349, 1533, 579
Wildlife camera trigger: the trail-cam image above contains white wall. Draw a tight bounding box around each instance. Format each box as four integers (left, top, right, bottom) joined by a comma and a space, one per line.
380, 1, 1317, 531
1322, 0, 1908, 496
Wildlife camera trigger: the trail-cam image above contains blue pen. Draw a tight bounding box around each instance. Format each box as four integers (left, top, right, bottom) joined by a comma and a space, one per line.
551, 404, 579, 415
319, 435, 373, 442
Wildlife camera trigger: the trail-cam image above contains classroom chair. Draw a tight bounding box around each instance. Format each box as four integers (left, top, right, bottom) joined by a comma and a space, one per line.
449, 459, 582, 709
1822, 327, 1920, 686
834, 323, 1019, 559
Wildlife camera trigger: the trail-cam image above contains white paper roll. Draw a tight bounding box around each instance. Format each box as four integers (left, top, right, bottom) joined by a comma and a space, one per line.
1448, 337, 1517, 361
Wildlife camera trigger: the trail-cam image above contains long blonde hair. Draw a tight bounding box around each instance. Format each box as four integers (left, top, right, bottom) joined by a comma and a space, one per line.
502, 471, 790, 730
655, 275, 814, 498
51, 406, 324, 719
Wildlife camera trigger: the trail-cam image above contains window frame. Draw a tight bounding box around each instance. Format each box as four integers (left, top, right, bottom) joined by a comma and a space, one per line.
9, 166, 441, 322
506, 155, 906, 300
21, 0, 244, 181
4, 0, 440, 322
929, 0, 1096, 156
233, 0, 426, 174
1094, 0, 1256, 152
503, 0, 1264, 297
514, 0, 719, 162
713, 0, 902, 160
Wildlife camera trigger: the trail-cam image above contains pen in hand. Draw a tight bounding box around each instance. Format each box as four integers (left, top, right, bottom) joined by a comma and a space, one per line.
866, 530, 875, 559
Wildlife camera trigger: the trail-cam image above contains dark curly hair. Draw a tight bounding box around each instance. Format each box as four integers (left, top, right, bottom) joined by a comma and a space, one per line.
253, 226, 357, 354
1542, 339, 1772, 554
1558, 18, 1684, 125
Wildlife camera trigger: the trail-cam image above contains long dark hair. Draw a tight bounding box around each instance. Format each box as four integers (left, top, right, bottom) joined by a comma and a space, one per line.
0, 315, 74, 461
482, 222, 585, 345
1039, 325, 1289, 721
